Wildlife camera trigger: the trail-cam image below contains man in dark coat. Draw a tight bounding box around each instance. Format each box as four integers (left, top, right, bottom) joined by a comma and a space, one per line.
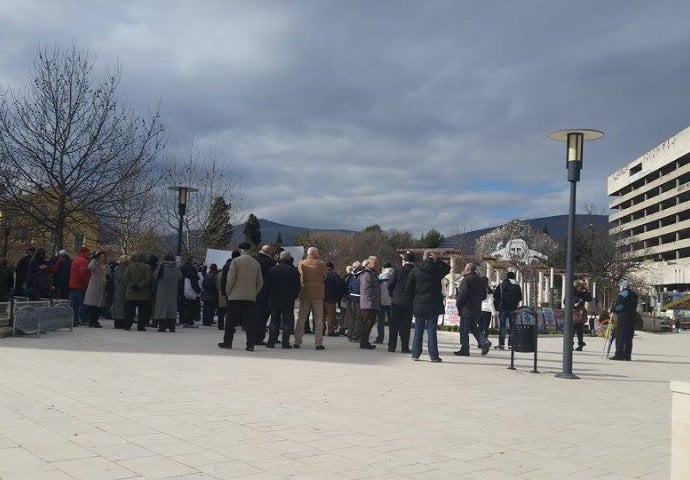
14, 246, 36, 295
253, 245, 275, 345
610, 279, 638, 361
180, 256, 201, 328
324, 262, 345, 336
387, 252, 416, 353
265, 251, 301, 348
492, 271, 522, 349
50, 250, 71, 299
455, 262, 492, 356
405, 252, 449, 362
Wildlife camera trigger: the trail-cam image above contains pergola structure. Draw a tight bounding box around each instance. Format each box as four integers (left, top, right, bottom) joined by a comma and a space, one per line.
397, 248, 597, 310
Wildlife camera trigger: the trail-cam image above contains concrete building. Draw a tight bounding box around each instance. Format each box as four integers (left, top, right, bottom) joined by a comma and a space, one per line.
608, 125, 690, 290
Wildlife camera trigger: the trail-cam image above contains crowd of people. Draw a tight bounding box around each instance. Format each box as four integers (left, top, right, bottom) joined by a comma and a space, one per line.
0, 242, 639, 361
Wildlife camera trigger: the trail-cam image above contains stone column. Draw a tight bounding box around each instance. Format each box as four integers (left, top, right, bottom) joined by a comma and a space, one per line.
549, 268, 555, 306
537, 271, 544, 307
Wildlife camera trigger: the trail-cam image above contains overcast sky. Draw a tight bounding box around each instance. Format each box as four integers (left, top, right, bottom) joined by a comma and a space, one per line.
2, 1, 690, 236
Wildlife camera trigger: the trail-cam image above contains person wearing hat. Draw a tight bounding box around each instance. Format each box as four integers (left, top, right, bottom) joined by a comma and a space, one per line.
386, 252, 416, 353
610, 279, 638, 361
50, 250, 72, 299
218, 242, 263, 351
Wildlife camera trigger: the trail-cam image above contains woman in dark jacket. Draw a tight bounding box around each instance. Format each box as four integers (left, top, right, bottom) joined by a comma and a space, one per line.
573, 279, 592, 351
404, 253, 450, 362
153, 255, 182, 332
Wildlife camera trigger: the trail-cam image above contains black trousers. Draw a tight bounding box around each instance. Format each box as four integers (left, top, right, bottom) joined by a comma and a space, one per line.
254, 299, 271, 343
573, 323, 585, 347
359, 309, 378, 347
217, 306, 226, 330
268, 306, 295, 346
389, 303, 413, 352
615, 316, 635, 360
224, 300, 256, 348
85, 305, 101, 326
157, 318, 176, 332
124, 300, 151, 331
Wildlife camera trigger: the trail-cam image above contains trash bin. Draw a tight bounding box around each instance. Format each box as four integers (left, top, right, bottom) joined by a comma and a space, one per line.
511, 307, 537, 353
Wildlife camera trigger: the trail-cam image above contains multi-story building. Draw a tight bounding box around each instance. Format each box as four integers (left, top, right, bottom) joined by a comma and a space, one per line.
608, 125, 690, 290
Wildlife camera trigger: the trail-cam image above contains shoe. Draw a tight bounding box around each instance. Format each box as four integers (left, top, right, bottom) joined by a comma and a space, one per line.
218, 343, 232, 349
401, 348, 411, 354
360, 344, 376, 350
157, 329, 165, 332
315, 345, 325, 350
327, 332, 339, 337
89, 323, 102, 328
575, 346, 583, 351
454, 350, 470, 356
189, 324, 199, 329
255, 341, 267, 346
609, 356, 624, 361
293, 344, 300, 349
245, 346, 254, 352
430, 357, 443, 363
481, 341, 492, 356
387, 348, 395, 352
265, 343, 275, 349
282, 344, 293, 349
374, 339, 383, 345
411, 357, 419, 361
137, 328, 146, 332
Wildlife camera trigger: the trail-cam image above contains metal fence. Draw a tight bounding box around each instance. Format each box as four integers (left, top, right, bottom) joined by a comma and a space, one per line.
4, 296, 74, 338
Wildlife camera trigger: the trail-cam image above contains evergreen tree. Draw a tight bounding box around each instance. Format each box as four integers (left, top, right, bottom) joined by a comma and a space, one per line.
542, 222, 549, 235
243, 213, 261, 247
201, 196, 233, 249
270, 231, 284, 254
417, 228, 444, 248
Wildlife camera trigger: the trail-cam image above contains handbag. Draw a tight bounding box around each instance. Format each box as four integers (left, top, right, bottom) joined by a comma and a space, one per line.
183, 278, 198, 301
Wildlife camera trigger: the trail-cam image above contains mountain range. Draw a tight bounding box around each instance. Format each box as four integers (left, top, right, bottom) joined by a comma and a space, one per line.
239, 214, 609, 254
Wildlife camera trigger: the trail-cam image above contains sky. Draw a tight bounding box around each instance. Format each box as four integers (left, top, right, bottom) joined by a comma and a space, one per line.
2, 0, 690, 236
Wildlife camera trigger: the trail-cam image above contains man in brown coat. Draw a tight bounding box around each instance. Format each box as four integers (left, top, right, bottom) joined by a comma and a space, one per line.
294, 247, 327, 350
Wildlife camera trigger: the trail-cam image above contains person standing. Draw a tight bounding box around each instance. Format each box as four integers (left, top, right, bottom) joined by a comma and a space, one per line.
123, 252, 152, 331
14, 246, 36, 296
387, 252, 415, 353
294, 247, 328, 350
153, 255, 182, 332
0, 258, 14, 301
324, 262, 345, 336
346, 261, 363, 342
27, 249, 51, 300
265, 251, 301, 348
69, 246, 91, 326
455, 262, 492, 356
493, 271, 522, 350
201, 264, 219, 326
50, 250, 71, 299
572, 279, 592, 351
111, 255, 130, 329
610, 279, 638, 361
83, 251, 109, 328
375, 262, 394, 344
358, 256, 381, 350
180, 257, 201, 328
405, 252, 449, 362
218, 242, 263, 351
254, 245, 275, 344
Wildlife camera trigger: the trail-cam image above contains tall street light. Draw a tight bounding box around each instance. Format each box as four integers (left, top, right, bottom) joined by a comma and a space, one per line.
548, 129, 604, 379
168, 186, 198, 264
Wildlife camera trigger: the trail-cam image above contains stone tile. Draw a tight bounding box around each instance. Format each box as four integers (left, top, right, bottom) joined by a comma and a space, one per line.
116, 455, 198, 479
52, 457, 135, 480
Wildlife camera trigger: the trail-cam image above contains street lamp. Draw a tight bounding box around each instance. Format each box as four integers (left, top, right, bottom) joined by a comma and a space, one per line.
168, 186, 198, 263
548, 129, 604, 379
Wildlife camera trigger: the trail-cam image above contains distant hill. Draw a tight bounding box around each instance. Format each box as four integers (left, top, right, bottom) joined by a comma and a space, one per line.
238, 219, 352, 246
441, 214, 608, 254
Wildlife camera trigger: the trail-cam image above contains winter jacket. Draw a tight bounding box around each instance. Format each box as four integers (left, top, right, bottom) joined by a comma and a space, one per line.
201, 271, 219, 304
493, 279, 522, 311
125, 256, 152, 302
347, 268, 363, 302
14, 254, 33, 293
405, 259, 450, 318
111, 264, 128, 320
456, 271, 486, 320
388, 263, 414, 307
324, 269, 345, 304
254, 251, 275, 302
0, 261, 13, 301
359, 267, 380, 310
573, 287, 593, 324
265, 260, 301, 309
153, 261, 182, 319
298, 255, 327, 301
226, 253, 263, 302
84, 259, 108, 307
613, 287, 638, 322
181, 263, 201, 294
28, 258, 52, 300
69, 252, 90, 290
378, 267, 394, 307
50, 254, 71, 292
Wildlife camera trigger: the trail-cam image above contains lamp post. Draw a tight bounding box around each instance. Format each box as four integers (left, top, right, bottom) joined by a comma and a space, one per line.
168, 186, 198, 264
548, 129, 603, 379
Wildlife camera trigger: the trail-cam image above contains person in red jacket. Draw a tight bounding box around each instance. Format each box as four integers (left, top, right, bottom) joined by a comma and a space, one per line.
69, 246, 91, 325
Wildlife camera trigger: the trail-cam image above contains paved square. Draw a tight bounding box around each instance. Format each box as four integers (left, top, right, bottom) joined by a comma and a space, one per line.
1, 323, 688, 479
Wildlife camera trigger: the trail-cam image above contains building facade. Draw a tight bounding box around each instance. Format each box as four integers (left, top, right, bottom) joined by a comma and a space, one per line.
608, 125, 690, 290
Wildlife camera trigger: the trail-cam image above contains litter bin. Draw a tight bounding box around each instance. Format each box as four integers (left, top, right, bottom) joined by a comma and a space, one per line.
509, 307, 538, 372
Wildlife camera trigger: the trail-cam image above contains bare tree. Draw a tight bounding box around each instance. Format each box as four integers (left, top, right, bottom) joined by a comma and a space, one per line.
0, 43, 165, 252
158, 141, 244, 258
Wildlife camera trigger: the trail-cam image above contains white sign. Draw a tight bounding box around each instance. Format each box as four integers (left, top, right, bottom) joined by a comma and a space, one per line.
205, 248, 234, 268
443, 301, 460, 326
